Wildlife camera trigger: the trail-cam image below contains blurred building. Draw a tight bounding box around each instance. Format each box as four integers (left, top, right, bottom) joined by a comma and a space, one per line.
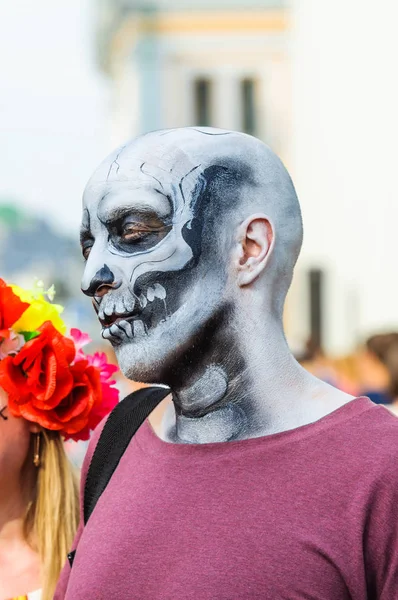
94, 0, 398, 357
96, 0, 289, 153
95, 1, 315, 345
290, 0, 398, 355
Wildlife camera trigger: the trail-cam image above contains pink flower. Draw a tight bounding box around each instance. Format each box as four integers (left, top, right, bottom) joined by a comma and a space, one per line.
68, 330, 120, 423
100, 380, 119, 413
86, 352, 119, 414
87, 352, 118, 383
70, 328, 91, 361
0, 331, 25, 359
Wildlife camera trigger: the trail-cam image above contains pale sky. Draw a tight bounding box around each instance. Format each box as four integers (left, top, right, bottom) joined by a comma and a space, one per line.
0, 0, 110, 234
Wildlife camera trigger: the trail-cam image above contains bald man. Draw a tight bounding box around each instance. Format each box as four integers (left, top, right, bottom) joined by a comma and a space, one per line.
56, 128, 398, 599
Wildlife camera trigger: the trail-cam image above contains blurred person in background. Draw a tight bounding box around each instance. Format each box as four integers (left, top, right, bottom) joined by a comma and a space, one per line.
298, 334, 398, 403
298, 337, 359, 395
358, 334, 396, 405
0, 278, 118, 600
365, 333, 398, 412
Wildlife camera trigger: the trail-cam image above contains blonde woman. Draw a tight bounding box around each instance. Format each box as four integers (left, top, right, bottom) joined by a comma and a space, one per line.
0, 279, 119, 600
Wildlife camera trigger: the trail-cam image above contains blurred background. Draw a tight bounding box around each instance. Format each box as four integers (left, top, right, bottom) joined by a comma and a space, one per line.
2, 0, 398, 410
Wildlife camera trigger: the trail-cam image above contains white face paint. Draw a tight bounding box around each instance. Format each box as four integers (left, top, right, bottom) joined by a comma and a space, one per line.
81, 129, 238, 382
81, 125, 303, 425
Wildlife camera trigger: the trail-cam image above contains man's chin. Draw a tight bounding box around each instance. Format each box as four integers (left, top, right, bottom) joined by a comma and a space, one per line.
107, 302, 219, 384
113, 339, 167, 385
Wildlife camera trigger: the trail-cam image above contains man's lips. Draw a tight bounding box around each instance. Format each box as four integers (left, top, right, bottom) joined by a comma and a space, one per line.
102, 313, 137, 328
92, 283, 168, 335
101, 311, 137, 329
92, 302, 137, 328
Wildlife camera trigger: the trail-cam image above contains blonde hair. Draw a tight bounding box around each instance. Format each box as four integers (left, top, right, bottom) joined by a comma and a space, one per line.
23, 430, 80, 600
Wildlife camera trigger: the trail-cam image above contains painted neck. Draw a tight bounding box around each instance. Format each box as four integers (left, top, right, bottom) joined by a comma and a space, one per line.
162, 311, 307, 444
171, 364, 247, 443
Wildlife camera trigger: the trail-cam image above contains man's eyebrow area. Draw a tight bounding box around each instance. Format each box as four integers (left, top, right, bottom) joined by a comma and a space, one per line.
98, 204, 170, 226
80, 227, 93, 244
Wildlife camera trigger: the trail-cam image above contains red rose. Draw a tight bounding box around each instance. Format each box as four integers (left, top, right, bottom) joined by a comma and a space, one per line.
0, 320, 75, 421
52, 360, 103, 441
0, 318, 116, 441
0, 278, 30, 336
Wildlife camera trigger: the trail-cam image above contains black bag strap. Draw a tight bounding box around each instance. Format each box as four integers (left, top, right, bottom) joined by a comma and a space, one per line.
83, 385, 170, 525
67, 386, 170, 569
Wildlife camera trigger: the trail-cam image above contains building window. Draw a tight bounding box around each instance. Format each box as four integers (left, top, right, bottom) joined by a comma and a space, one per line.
194, 78, 212, 126
241, 78, 257, 136
309, 268, 324, 350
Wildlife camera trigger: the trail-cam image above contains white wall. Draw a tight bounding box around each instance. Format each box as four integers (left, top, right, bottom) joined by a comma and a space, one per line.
290, 0, 398, 353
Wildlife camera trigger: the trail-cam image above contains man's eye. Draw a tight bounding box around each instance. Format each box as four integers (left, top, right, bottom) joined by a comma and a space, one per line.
82, 243, 93, 260
122, 224, 149, 243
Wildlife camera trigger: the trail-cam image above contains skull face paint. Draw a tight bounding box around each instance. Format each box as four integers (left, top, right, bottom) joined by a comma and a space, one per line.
81, 129, 249, 383
81, 127, 307, 443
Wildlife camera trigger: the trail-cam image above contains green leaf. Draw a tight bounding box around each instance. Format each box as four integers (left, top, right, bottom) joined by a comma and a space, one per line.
21, 331, 40, 342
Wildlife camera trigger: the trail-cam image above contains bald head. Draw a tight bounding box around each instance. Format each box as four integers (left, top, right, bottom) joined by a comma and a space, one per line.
81, 127, 302, 381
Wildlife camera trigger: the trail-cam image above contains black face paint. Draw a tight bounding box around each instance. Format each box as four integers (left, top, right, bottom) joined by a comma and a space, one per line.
80, 208, 94, 261
100, 206, 173, 256
0, 406, 8, 420
81, 131, 257, 369
81, 127, 304, 444
83, 264, 117, 298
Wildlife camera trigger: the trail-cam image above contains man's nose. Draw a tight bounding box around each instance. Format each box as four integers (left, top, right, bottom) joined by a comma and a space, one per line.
81, 264, 121, 298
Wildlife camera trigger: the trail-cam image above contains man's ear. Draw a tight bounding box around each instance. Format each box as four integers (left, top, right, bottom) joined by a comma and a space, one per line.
235, 213, 275, 287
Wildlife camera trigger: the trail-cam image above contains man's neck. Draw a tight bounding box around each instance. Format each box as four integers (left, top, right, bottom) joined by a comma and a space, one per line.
170, 363, 246, 443
160, 320, 354, 444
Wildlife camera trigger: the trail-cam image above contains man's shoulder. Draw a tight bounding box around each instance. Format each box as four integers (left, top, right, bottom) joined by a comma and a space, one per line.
335, 400, 398, 468
349, 400, 398, 439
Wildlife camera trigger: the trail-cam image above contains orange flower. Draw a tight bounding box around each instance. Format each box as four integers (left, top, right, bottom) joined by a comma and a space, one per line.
0, 320, 111, 440
0, 322, 75, 430
0, 278, 30, 336
0, 278, 119, 441
55, 361, 103, 441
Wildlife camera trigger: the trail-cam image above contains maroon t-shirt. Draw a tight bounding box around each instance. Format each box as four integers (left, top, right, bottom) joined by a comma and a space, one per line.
55, 398, 398, 599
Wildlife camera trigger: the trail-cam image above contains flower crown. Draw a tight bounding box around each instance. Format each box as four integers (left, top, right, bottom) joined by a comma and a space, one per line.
0, 278, 119, 441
